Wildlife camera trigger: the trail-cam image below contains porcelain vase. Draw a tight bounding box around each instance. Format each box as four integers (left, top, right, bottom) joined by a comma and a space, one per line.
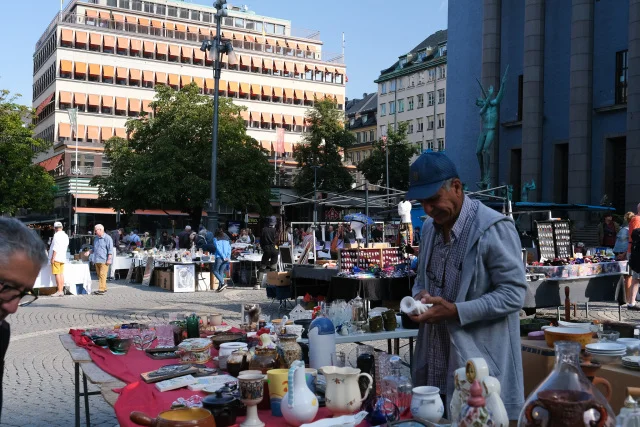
411, 386, 444, 423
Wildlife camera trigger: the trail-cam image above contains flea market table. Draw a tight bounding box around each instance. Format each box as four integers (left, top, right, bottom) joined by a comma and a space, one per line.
328, 275, 416, 302
33, 262, 92, 295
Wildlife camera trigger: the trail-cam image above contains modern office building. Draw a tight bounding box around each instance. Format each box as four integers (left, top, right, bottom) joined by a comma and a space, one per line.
374, 30, 447, 153
345, 92, 377, 187
32, 0, 346, 231
446, 0, 638, 213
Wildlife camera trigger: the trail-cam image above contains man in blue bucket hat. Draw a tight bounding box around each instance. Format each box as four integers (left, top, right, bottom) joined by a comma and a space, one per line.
406, 151, 526, 421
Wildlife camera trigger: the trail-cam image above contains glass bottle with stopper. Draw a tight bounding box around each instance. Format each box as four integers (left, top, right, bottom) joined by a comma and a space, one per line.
381, 355, 412, 415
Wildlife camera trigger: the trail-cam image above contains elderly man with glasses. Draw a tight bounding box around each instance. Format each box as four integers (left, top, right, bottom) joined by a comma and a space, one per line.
406, 152, 527, 422
0, 218, 46, 420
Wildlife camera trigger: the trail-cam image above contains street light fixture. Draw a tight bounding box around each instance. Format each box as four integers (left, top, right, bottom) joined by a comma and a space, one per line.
201, 0, 236, 232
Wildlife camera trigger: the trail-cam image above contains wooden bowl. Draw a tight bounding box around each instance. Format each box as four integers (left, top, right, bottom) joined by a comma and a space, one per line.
544, 327, 592, 349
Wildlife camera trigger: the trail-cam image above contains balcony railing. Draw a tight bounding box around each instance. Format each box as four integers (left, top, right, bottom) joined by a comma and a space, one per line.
36, 12, 342, 64
54, 166, 112, 178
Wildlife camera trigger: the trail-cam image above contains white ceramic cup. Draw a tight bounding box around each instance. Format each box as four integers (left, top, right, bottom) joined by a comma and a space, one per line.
285, 324, 304, 338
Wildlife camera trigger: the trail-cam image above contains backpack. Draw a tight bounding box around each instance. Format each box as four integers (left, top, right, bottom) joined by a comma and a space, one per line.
630, 228, 640, 273
195, 234, 207, 249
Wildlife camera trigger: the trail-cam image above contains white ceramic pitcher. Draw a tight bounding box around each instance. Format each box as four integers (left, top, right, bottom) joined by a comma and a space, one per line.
319, 366, 373, 416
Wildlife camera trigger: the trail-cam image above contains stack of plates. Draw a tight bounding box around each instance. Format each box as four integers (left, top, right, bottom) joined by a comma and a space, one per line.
585, 343, 627, 364
622, 356, 640, 371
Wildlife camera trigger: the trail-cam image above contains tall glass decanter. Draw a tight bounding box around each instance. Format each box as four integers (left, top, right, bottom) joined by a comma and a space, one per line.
517, 341, 615, 427
381, 356, 412, 415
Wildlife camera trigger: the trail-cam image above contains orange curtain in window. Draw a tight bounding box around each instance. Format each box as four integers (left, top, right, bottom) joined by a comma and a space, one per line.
228, 81, 239, 93
261, 113, 272, 122
276, 39, 286, 47
297, 43, 307, 51
129, 69, 141, 81
155, 72, 167, 84
115, 97, 127, 111
116, 67, 127, 79
326, 66, 336, 74
168, 74, 179, 86
151, 20, 163, 29
188, 26, 199, 34
273, 87, 284, 98
75, 62, 87, 74
61, 29, 73, 43
251, 84, 260, 95
125, 15, 137, 24
60, 60, 72, 73
261, 141, 272, 150
129, 99, 141, 112
87, 126, 99, 140
244, 35, 255, 42
240, 110, 250, 120
103, 35, 115, 48
274, 60, 284, 71
181, 75, 192, 86
58, 123, 71, 138
75, 93, 87, 105
138, 18, 150, 27
112, 13, 124, 22
283, 88, 293, 99
99, 11, 110, 20
255, 36, 264, 44
284, 142, 293, 153
283, 115, 293, 125
142, 101, 153, 113
101, 127, 113, 141
143, 70, 153, 83
165, 22, 175, 31
85, 9, 98, 18
87, 94, 99, 107
175, 23, 186, 32
218, 80, 227, 92
181, 46, 193, 59
130, 39, 141, 51
262, 58, 273, 69
240, 83, 250, 94
193, 77, 204, 89
262, 85, 272, 96
194, 49, 205, 60
307, 44, 317, 52
59, 91, 72, 104
272, 113, 283, 124
266, 38, 275, 46
76, 125, 86, 140
115, 128, 127, 138
239, 55, 250, 67
304, 90, 314, 100
169, 45, 179, 56
336, 94, 345, 104
294, 116, 304, 126
284, 61, 294, 73
294, 89, 303, 99
89, 33, 101, 45
157, 43, 168, 55
75, 31, 88, 44
205, 78, 215, 90
117, 37, 128, 49
144, 41, 154, 53
102, 96, 114, 107
88, 64, 100, 76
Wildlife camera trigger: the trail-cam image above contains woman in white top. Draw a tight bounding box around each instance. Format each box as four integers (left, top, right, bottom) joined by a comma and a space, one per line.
614, 212, 636, 257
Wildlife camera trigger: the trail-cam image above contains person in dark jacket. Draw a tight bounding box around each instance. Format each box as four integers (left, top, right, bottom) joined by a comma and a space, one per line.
178, 226, 192, 249
259, 217, 279, 289
0, 218, 47, 421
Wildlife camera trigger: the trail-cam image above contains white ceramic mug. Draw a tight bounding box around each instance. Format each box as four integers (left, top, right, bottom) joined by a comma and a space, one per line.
411, 386, 444, 423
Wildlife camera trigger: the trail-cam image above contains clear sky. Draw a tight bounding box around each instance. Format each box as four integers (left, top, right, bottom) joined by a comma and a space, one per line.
0, 0, 447, 106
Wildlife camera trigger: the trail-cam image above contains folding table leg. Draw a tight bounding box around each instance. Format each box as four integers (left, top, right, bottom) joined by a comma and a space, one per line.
409, 337, 414, 369
394, 338, 400, 355
83, 372, 91, 426
387, 339, 392, 354
75, 363, 80, 427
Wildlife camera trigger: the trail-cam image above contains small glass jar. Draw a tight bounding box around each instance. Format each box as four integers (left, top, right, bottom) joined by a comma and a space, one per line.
248, 347, 279, 373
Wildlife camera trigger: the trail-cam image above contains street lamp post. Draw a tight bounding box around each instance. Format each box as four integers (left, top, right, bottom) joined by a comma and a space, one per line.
311, 165, 321, 224
201, 0, 236, 232
382, 135, 389, 207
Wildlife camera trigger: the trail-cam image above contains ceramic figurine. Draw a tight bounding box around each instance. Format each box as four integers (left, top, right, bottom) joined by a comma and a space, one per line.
618, 395, 640, 427
482, 376, 508, 427
450, 367, 470, 425
259, 334, 276, 349
400, 296, 431, 315
458, 380, 494, 427
281, 361, 319, 426
466, 358, 489, 384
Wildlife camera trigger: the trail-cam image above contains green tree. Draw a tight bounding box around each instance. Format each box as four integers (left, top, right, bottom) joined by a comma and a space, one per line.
0, 89, 55, 215
91, 84, 273, 226
357, 121, 419, 191
293, 99, 355, 196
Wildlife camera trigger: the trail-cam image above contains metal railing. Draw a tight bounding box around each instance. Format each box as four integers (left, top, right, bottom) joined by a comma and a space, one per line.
36, 12, 338, 62
54, 166, 112, 177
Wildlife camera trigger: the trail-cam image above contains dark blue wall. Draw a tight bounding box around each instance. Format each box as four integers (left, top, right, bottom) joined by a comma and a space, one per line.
445, 0, 483, 187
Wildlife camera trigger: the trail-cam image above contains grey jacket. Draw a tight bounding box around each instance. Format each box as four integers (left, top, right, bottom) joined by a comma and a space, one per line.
412, 202, 526, 420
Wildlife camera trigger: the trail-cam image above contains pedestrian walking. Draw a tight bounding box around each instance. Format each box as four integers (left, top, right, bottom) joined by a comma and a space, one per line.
49, 221, 69, 297
91, 224, 113, 295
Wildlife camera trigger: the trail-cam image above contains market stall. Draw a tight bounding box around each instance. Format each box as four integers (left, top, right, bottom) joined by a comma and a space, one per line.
33, 261, 92, 295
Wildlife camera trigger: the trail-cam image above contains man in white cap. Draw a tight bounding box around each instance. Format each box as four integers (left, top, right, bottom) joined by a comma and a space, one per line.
49, 221, 69, 297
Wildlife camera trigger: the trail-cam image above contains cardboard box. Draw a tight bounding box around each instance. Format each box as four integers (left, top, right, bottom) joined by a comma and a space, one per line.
267, 271, 291, 287
157, 270, 173, 291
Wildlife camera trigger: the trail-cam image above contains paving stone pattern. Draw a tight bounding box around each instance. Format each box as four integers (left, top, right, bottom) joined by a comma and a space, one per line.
3, 278, 639, 426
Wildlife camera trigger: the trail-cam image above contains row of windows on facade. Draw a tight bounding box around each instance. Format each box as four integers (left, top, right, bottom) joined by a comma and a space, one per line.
347, 138, 446, 163
379, 66, 446, 94
92, 0, 289, 36
354, 129, 376, 144
379, 114, 444, 135
379, 90, 445, 116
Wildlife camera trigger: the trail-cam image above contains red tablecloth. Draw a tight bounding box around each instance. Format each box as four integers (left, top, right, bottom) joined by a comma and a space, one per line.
69, 329, 337, 427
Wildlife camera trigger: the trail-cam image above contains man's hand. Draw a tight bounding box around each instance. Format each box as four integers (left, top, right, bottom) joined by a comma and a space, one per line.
106, 258, 112, 266
409, 293, 459, 324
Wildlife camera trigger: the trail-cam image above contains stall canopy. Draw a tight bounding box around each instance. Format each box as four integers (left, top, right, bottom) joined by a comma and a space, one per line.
482, 202, 616, 212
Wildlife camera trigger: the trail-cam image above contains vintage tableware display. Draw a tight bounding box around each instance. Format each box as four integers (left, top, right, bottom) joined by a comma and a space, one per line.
618, 338, 640, 356
107, 337, 133, 355
400, 296, 431, 315
266, 368, 289, 417
130, 408, 216, 426
209, 313, 223, 327
618, 395, 640, 427
248, 347, 279, 373
281, 361, 319, 426
201, 390, 239, 427
369, 314, 383, 333
238, 374, 266, 427
382, 355, 412, 415
211, 332, 246, 350
622, 356, 640, 371
299, 411, 368, 427
285, 325, 304, 338
177, 338, 213, 364
381, 310, 397, 331
278, 334, 302, 368
597, 330, 621, 343
152, 323, 176, 347
365, 396, 400, 425
133, 330, 157, 351
218, 342, 248, 370
517, 341, 615, 426
331, 351, 346, 368
579, 357, 612, 402
90, 333, 118, 348
585, 342, 627, 365
458, 380, 493, 427
227, 348, 251, 377
327, 300, 352, 332
350, 295, 367, 335
320, 366, 373, 416
543, 326, 592, 349
481, 376, 509, 427
308, 317, 336, 370
293, 319, 312, 339
450, 367, 471, 423
410, 386, 443, 423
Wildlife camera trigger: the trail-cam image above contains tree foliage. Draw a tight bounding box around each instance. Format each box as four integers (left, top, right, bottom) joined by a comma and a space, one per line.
0, 89, 55, 215
357, 121, 420, 191
91, 84, 273, 225
293, 99, 355, 196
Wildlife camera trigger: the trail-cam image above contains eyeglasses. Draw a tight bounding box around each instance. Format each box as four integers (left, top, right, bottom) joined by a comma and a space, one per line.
0, 281, 38, 307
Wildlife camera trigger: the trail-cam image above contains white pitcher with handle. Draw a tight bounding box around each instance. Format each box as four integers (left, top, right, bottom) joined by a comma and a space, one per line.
281, 360, 319, 426
319, 366, 373, 416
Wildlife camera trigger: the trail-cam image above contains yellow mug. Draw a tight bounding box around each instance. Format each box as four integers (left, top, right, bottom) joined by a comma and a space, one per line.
266, 369, 289, 417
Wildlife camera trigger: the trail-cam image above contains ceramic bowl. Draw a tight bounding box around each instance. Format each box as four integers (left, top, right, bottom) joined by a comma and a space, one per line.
585, 352, 622, 365
544, 327, 592, 349
106, 337, 133, 355
617, 338, 640, 355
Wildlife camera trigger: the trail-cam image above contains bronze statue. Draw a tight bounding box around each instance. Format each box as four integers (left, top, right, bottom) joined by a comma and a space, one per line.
476, 65, 509, 188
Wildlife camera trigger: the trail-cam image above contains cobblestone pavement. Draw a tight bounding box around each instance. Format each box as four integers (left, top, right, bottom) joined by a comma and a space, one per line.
3, 278, 640, 426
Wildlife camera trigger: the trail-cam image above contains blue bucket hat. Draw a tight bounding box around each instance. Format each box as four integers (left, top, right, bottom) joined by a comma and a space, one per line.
406, 151, 459, 200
